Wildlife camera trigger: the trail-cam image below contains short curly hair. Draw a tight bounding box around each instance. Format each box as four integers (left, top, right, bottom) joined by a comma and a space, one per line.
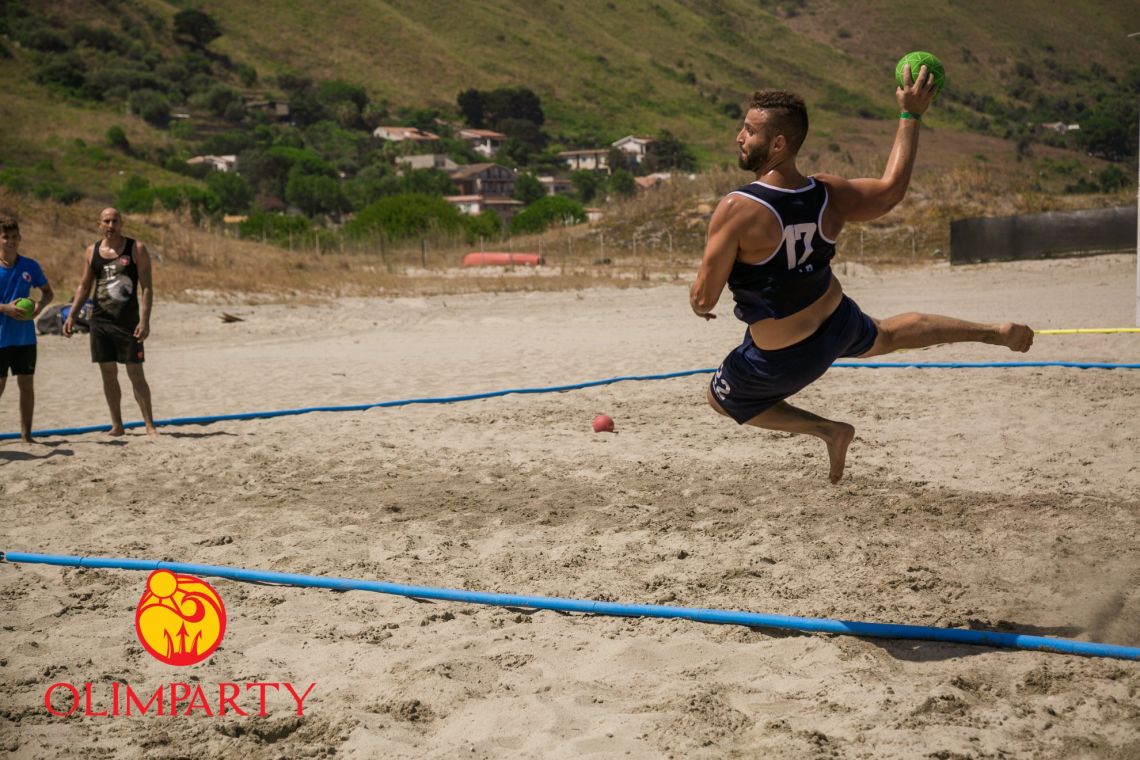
748, 90, 809, 154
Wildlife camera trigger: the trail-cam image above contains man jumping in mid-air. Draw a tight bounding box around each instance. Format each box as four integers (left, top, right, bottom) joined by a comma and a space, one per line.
690, 66, 1033, 483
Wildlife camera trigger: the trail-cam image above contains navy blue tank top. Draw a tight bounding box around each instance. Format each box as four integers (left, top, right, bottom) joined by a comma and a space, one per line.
726, 178, 836, 323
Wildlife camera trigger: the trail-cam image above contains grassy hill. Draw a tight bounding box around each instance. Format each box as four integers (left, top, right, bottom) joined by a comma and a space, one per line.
203, 0, 1140, 139
5, 1, 1139, 165
0, 0, 1137, 299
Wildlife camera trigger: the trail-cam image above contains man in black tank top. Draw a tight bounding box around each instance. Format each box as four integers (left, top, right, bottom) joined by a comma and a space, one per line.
63, 208, 159, 437
690, 78, 1033, 483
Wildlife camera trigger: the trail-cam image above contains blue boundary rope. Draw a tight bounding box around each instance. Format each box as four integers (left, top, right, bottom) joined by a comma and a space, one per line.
3, 361, 1138, 440
3, 551, 1137, 661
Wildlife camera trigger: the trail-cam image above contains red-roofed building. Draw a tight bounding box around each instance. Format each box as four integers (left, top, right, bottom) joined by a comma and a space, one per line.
612, 135, 655, 165
372, 126, 442, 144
458, 128, 507, 157
449, 163, 516, 198
445, 195, 523, 224
558, 148, 609, 172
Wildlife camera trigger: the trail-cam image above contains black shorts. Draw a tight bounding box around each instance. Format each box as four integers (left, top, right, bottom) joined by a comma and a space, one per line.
0, 344, 36, 376
90, 322, 145, 364
710, 295, 878, 424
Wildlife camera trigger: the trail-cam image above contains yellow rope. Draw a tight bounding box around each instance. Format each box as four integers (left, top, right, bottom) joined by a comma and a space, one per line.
1038, 328, 1140, 335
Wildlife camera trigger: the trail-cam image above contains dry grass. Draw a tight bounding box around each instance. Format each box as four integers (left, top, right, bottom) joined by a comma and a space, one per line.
1, 190, 681, 304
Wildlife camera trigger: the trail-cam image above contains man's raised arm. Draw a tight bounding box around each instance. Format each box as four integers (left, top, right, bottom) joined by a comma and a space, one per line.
818, 63, 938, 223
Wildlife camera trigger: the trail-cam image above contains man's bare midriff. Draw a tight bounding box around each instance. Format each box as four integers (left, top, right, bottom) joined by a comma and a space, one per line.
747, 275, 844, 350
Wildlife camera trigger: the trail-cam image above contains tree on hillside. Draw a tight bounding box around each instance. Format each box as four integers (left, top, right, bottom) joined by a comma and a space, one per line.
106, 126, 131, 154
509, 196, 585, 235
285, 171, 346, 218
316, 80, 369, 128
196, 84, 241, 119
497, 118, 547, 151
173, 9, 221, 49
645, 129, 696, 172
570, 171, 599, 204
129, 89, 171, 127
346, 194, 467, 241
483, 87, 545, 127
401, 169, 456, 197
317, 80, 368, 111
457, 89, 485, 128
458, 87, 545, 131
608, 169, 636, 198
513, 173, 546, 206
606, 147, 631, 173
207, 171, 253, 214
400, 107, 445, 133
1079, 93, 1139, 162
499, 138, 531, 167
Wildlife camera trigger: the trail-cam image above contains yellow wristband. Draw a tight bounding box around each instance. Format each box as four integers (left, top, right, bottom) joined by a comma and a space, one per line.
900, 111, 921, 121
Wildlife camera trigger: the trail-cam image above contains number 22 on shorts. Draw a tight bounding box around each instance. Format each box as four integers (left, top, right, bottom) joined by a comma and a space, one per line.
712, 366, 731, 400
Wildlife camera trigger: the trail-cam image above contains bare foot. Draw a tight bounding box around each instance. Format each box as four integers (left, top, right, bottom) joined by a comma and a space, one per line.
20, 435, 33, 444
998, 323, 1034, 352
822, 422, 855, 484
145, 426, 160, 438
107, 426, 125, 437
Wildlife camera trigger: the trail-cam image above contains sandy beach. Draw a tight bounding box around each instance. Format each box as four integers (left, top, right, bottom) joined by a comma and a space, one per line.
2, 253, 1138, 758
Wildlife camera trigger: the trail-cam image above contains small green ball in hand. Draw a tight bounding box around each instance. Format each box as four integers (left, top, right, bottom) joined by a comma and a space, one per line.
896, 51, 945, 98
14, 297, 35, 318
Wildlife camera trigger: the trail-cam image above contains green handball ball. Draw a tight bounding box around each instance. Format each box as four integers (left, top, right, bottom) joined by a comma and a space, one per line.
895, 51, 945, 98
15, 297, 35, 318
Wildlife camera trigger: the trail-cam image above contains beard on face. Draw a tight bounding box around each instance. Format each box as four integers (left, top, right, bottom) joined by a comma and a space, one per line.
738, 140, 770, 172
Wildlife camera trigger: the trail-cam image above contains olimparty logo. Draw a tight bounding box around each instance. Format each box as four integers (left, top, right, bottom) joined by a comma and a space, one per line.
135, 570, 226, 666
43, 570, 315, 718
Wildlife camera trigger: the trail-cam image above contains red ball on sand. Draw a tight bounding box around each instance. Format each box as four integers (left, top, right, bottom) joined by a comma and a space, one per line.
592, 414, 614, 433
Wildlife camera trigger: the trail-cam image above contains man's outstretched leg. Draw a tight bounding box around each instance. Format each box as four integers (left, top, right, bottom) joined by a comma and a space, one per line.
708, 390, 854, 484
861, 313, 1033, 357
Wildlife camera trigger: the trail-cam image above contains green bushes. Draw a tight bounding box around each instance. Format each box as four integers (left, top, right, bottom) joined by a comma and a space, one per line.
346, 194, 467, 241
116, 175, 216, 220
509, 196, 586, 235
513, 173, 546, 205
107, 126, 132, 154
608, 169, 636, 198
36, 54, 87, 91
465, 210, 503, 241
129, 89, 171, 127
238, 211, 314, 245
206, 172, 254, 214
285, 171, 347, 217
173, 9, 221, 49
0, 168, 83, 205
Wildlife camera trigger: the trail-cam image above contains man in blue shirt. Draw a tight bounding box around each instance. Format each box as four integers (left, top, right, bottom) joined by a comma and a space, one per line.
0, 217, 54, 442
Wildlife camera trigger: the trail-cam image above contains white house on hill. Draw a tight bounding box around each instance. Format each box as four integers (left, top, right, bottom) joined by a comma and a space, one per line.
458, 128, 507, 157
612, 135, 654, 165
558, 148, 609, 172
372, 126, 442, 144
397, 154, 459, 172
186, 154, 237, 173
445, 194, 523, 224
538, 176, 574, 196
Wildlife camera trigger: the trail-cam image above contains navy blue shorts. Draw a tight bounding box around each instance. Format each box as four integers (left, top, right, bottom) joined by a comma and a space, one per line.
710, 295, 878, 424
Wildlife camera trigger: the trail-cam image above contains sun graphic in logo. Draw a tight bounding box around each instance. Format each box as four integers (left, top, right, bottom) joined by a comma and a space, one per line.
134, 570, 226, 666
